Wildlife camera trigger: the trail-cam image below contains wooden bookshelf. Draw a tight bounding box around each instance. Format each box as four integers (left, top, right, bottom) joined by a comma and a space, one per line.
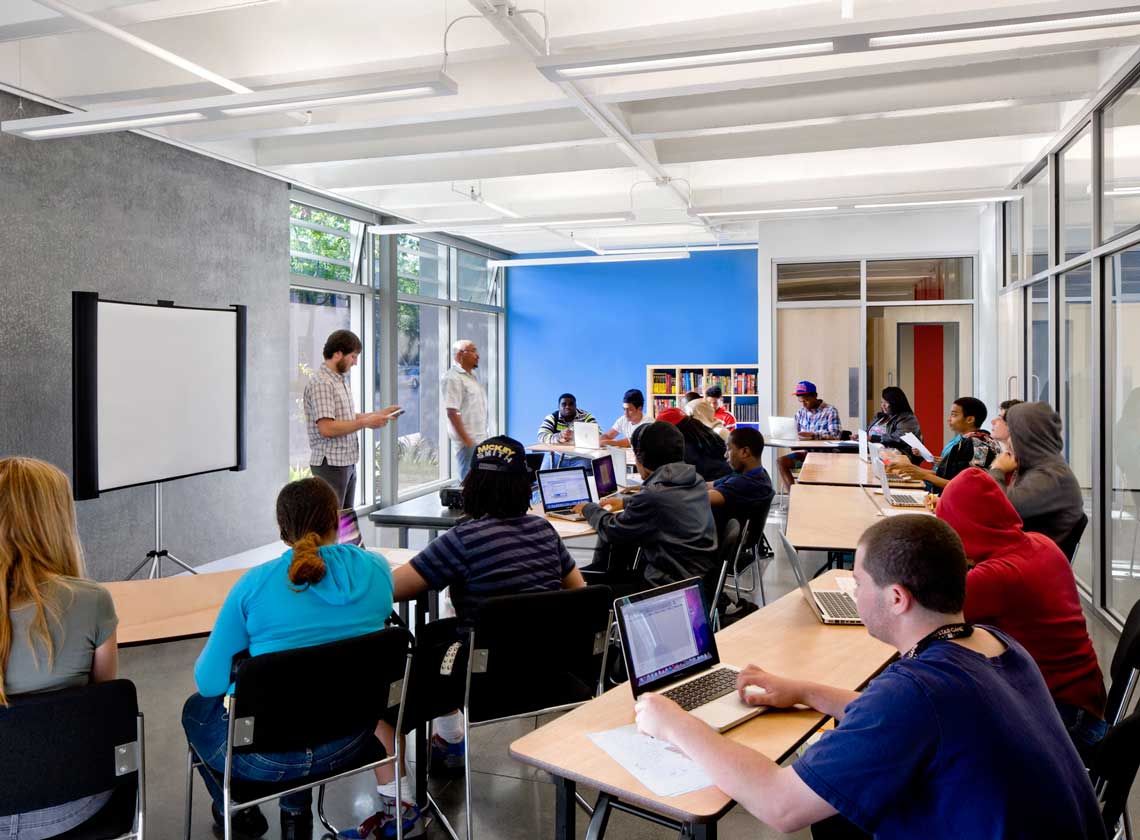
646, 364, 762, 426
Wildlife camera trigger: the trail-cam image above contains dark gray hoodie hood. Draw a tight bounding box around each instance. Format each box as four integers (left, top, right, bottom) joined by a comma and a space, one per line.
1007, 401, 1065, 471
645, 461, 704, 490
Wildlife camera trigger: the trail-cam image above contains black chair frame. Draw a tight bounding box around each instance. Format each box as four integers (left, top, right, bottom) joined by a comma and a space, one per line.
0, 679, 145, 840
183, 628, 414, 840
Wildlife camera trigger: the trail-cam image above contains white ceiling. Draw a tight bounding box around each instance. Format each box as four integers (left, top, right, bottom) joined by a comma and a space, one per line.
1, 0, 1137, 253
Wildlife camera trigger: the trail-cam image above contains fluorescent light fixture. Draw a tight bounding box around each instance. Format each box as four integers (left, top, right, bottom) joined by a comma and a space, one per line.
854, 196, 1020, 208
499, 216, 631, 229
570, 237, 603, 254
478, 198, 520, 218
602, 244, 760, 254
490, 252, 690, 268
23, 112, 207, 138
695, 206, 839, 217
1106, 186, 1140, 195
220, 86, 436, 116
869, 10, 1140, 47
551, 40, 834, 79
841, 0, 854, 19
1, 70, 457, 140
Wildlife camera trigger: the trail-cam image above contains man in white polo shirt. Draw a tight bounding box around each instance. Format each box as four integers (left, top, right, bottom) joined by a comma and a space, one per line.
304, 329, 400, 508
443, 339, 488, 479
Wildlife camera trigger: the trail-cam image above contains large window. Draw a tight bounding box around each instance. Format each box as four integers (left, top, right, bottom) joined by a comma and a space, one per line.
290, 203, 365, 282
1108, 246, 1140, 620
1025, 165, 1051, 276
1104, 85, 1140, 242
396, 302, 449, 493
1060, 265, 1093, 588
1059, 126, 1093, 261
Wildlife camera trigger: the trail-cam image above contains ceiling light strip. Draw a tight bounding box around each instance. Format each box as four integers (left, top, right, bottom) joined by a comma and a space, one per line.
853, 196, 1021, 208
24, 112, 208, 138
220, 86, 438, 116
697, 206, 839, 217
869, 10, 1140, 47
490, 252, 691, 268
556, 40, 834, 78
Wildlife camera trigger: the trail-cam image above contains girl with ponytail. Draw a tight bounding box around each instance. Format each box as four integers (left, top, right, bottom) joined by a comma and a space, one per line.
182, 477, 395, 839
0, 457, 119, 838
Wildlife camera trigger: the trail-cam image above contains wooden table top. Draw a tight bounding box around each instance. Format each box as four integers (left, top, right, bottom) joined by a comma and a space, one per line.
764, 438, 849, 451
785, 483, 932, 552
509, 570, 895, 823
797, 453, 923, 489
530, 442, 638, 467
105, 547, 418, 646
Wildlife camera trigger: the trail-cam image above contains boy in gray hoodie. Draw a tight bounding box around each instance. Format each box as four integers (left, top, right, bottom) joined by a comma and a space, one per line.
988, 401, 1084, 546
575, 421, 718, 593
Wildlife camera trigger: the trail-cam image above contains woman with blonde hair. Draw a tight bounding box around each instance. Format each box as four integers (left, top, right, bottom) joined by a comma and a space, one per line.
182, 477, 395, 840
0, 457, 119, 839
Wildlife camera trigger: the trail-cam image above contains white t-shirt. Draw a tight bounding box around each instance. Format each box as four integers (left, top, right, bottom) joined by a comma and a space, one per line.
609, 414, 650, 441
442, 363, 488, 443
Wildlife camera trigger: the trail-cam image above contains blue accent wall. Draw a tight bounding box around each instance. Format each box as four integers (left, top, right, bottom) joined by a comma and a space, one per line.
505, 250, 758, 441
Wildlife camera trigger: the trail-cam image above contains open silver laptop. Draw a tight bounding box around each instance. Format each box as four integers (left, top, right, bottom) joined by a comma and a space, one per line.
573, 420, 600, 449
871, 454, 926, 508
615, 579, 765, 732
536, 467, 592, 521
778, 531, 862, 625
769, 416, 797, 439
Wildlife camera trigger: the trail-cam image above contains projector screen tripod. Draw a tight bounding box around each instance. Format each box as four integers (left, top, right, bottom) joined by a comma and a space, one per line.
124, 483, 199, 579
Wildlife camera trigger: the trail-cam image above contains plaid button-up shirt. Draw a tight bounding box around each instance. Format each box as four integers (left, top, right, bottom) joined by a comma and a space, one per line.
794, 401, 842, 440
304, 363, 359, 466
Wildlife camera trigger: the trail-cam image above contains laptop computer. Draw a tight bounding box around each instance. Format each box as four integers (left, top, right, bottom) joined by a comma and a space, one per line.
768, 416, 797, 440
615, 579, 765, 732
778, 531, 862, 625
871, 455, 926, 508
591, 454, 620, 501
574, 421, 601, 449
858, 429, 869, 462
537, 466, 593, 521
337, 508, 364, 548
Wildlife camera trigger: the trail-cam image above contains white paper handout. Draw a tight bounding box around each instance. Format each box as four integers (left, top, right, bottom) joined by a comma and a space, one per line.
901, 432, 934, 463
588, 724, 714, 797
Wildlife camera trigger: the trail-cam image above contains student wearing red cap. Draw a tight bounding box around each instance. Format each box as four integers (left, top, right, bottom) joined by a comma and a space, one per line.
935, 467, 1106, 757
777, 381, 842, 488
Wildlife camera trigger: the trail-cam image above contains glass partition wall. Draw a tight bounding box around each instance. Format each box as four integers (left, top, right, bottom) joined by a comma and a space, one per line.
998, 56, 1140, 626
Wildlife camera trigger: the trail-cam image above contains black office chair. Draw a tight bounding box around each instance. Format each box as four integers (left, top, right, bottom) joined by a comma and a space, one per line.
1104, 598, 1140, 731
458, 586, 614, 840
0, 679, 144, 840
1058, 513, 1090, 565
709, 519, 742, 632
184, 627, 413, 840
1093, 710, 1140, 839
729, 495, 775, 604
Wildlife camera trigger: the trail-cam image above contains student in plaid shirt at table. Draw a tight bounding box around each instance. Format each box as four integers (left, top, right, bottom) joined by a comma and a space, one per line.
777, 380, 842, 488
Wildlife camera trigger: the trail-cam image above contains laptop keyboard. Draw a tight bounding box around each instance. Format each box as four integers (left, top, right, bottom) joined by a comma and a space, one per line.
815, 591, 860, 620
661, 667, 738, 711
888, 491, 926, 507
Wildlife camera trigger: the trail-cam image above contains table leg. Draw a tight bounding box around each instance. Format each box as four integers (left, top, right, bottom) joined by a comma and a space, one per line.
398, 526, 409, 549
414, 591, 428, 811
554, 776, 577, 840
687, 822, 716, 839
583, 791, 612, 840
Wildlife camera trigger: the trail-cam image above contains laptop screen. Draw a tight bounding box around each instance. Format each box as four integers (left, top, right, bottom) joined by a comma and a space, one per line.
592, 454, 618, 497
537, 467, 592, 512
337, 509, 364, 548
616, 580, 717, 695
778, 532, 826, 620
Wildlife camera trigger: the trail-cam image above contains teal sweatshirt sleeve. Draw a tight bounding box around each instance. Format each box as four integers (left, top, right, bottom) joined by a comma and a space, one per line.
193, 572, 254, 697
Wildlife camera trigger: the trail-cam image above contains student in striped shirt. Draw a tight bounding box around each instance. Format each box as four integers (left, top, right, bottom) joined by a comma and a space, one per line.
357, 437, 584, 839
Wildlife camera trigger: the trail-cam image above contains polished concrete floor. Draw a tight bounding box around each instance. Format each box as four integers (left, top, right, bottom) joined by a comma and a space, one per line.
119, 508, 1136, 839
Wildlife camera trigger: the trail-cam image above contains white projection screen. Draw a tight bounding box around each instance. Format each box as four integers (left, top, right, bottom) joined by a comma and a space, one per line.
73, 293, 246, 499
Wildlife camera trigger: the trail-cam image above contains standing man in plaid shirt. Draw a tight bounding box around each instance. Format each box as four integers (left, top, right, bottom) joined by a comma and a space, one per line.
304, 329, 401, 509
777, 380, 842, 488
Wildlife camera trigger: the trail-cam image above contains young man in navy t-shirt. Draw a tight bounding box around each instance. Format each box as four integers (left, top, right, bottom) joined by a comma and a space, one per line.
708, 426, 774, 533
634, 515, 1105, 840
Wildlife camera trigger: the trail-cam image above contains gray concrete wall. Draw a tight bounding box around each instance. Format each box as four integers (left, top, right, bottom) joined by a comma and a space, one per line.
0, 92, 289, 580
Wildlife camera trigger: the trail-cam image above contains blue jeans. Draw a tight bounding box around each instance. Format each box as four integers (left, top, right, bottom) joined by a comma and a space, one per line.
1055, 700, 1107, 760
182, 694, 375, 816
0, 793, 111, 840
455, 444, 477, 479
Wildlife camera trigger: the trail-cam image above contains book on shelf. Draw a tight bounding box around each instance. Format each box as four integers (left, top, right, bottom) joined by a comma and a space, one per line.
653, 397, 676, 415
651, 371, 675, 395
733, 372, 757, 394
730, 401, 760, 423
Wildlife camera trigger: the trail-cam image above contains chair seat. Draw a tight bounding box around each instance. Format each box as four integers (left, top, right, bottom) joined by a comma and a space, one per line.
51, 784, 138, 840
199, 740, 388, 805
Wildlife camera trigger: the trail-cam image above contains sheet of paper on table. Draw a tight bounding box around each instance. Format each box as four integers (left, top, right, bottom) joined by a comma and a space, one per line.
588, 724, 714, 797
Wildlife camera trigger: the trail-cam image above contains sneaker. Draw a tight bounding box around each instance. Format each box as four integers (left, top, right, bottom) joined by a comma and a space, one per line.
429, 733, 465, 778
279, 808, 313, 840
338, 804, 424, 839
210, 803, 268, 839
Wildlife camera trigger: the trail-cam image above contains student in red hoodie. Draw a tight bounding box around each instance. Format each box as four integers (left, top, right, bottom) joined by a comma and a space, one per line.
935, 467, 1106, 757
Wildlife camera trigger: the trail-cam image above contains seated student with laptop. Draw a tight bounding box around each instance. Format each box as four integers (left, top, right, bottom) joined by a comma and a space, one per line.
634, 515, 1105, 840
707, 427, 774, 533
573, 422, 718, 598
599, 388, 650, 448
935, 467, 1106, 756
777, 381, 842, 488
356, 438, 585, 839
536, 393, 597, 444
887, 396, 999, 494
184, 477, 395, 840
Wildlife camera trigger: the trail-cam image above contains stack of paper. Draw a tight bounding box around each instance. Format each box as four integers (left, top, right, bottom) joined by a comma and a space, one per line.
588, 725, 714, 797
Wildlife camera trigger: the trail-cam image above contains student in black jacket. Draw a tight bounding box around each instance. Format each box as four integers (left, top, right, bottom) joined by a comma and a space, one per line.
867, 386, 923, 463
888, 397, 1000, 494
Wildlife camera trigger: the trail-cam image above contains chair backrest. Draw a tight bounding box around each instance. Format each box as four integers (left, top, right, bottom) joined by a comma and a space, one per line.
708, 519, 741, 616
467, 586, 613, 724
1106, 597, 1140, 725
1057, 512, 1089, 564
0, 679, 140, 816
231, 626, 412, 753
1094, 708, 1140, 832
741, 494, 774, 553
